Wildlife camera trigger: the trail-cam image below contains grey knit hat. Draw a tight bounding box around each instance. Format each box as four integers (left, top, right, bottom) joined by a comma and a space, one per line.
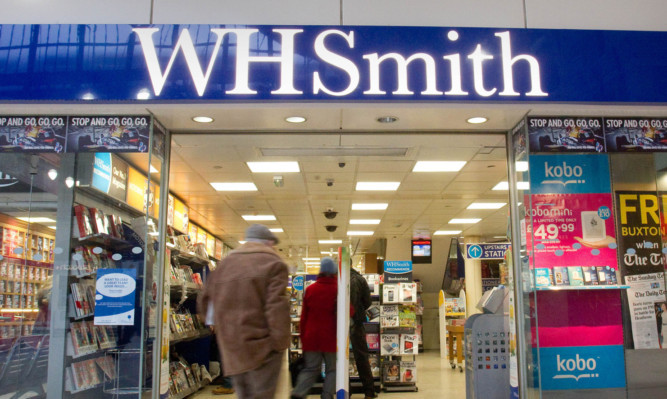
319, 257, 337, 275
244, 224, 280, 244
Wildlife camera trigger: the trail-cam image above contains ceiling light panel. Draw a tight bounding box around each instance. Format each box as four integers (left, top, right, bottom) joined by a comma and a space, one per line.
319, 239, 343, 244
210, 182, 258, 191
449, 218, 482, 224
467, 202, 507, 210
434, 230, 462, 235
492, 181, 530, 190
241, 215, 276, 221
356, 182, 400, 191
352, 203, 388, 210
247, 162, 300, 173
269, 228, 284, 233
349, 219, 381, 225
412, 161, 467, 172
17, 217, 56, 223
347, 231, 374, 236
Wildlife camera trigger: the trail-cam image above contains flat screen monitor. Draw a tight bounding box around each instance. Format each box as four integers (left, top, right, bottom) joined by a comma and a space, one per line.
411, 239, 432, 264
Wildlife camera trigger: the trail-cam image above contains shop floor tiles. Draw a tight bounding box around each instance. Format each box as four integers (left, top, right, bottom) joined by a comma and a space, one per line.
191, 350, 467, 398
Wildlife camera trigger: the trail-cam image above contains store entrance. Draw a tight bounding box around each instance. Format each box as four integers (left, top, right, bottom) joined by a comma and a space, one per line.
164, 131, 511, 398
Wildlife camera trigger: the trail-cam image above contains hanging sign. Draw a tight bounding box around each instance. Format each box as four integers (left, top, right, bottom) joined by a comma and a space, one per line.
384, 260, 413, 283
605, 117, 667, 152
94, 268, 137, 326
0, 116, 66, 153
91, 153, 129, 202
66, 115, 150, 153
528, 117, 605, 153
465, 243, 510, 259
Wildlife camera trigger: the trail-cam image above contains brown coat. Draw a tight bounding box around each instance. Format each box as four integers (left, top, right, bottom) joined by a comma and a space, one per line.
198, 241, 290, 376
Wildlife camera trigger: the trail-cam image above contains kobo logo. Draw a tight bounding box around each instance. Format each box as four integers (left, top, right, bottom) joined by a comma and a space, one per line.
553, 354, 599, 382
542, 162, 585, 186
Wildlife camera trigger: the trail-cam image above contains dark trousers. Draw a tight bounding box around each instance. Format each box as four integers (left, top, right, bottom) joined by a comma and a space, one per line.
350, 323, 375, 396
232, 351, 284, 399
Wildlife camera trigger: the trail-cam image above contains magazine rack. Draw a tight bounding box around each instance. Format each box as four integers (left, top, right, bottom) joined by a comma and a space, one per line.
464, 314, 509, 399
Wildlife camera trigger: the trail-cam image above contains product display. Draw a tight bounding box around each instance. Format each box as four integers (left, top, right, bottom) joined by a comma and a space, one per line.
534, 266, 620, 289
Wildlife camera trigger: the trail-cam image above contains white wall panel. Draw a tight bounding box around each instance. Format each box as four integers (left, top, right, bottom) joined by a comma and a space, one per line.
525, 0, 667, 31
342, 0, 525, 28
0, 0, 151, 24
152, 0, 340, 25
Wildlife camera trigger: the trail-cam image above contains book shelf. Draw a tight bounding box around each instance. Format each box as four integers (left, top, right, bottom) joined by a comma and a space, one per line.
0, 216, 54, 339
165, 226, 213, 399
379, 281, 419, 393
64, 196, 144, 395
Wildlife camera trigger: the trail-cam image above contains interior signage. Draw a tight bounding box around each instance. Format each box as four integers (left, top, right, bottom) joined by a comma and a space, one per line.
465, 243, 510, 260
384, 260, 413, 283
0, 25, 665, 102
539, 345, 626, 390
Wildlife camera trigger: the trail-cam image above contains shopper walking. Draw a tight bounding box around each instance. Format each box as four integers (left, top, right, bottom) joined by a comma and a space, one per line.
198, 224, 290, 399
349, 268, 377, 398
291, 257, 339, 399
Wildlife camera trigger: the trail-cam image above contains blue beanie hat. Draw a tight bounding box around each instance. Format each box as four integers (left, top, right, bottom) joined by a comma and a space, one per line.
319, 257, 337, 275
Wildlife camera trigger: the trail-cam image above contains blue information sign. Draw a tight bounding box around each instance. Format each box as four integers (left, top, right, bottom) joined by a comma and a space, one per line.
383, 260, 413, 283
292, 275, 305, 292
94, 268, 137, 326
466, 243, 510, 260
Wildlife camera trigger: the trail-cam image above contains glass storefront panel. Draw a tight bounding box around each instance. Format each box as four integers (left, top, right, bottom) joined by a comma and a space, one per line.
0, 116, 165, 399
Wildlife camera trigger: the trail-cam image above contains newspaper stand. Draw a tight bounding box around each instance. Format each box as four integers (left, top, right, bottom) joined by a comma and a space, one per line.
464, 314, 509, 399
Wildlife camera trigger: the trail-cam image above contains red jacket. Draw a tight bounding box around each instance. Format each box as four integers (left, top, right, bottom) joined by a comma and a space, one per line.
300, 275, 337, 353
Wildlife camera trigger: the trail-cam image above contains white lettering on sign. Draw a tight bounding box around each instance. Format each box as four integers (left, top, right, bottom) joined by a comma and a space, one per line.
132, 28, 548, 99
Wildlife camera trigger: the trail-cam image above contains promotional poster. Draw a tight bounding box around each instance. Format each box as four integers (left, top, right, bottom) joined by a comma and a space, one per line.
624, 273, 666, 349
0, 116, 66, 153
605, 117, 667, 152
615, 191, 664, 276
94, 268, 137, 326
528, 117, 605, 153
528, 193, 617, 268
66, 115, 150, 153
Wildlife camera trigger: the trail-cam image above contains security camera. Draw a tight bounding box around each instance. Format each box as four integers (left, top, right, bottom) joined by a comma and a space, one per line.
325, 225, 338, 232
338, 162, 346, 168
326, 178, 334, 187
273, 175, 284, 187
323, 209, 338, 219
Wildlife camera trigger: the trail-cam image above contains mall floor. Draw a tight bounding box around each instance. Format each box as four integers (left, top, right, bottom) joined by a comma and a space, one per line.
192, 350, 466, 398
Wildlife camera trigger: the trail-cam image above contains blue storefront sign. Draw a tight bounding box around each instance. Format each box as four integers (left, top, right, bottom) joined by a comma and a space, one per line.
384, 260, 413, 283
0, 25, 665, 103
529, 154, 611, 195
465, 243, 510, 259
539, 345, 626, 390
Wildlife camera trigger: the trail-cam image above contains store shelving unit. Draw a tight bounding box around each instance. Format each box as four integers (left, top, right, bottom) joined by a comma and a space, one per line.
379, 281, 419, 393
0, 216, 54, 338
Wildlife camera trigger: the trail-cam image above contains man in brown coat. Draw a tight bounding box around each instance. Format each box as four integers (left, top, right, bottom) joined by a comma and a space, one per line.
198, 224, 290, 399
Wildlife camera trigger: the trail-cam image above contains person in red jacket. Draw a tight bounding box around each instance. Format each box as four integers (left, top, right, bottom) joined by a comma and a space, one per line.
290, 257, 338, 399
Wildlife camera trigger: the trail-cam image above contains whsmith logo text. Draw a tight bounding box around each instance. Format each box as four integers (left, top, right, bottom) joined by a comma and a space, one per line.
133, 28, 548, 98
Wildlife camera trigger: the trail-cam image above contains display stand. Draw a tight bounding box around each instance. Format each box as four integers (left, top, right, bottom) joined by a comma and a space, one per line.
379, 274, 419, 393
464, 314, 509, 399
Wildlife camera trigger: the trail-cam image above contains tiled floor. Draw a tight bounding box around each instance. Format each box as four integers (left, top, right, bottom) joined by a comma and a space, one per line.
192, 350, 466, 398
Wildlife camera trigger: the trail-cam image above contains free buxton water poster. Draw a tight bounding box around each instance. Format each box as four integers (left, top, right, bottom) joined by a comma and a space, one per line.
95, 268, 137, 326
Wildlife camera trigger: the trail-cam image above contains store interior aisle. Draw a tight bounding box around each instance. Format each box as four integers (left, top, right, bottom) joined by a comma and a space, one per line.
192, 350, 465, 398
